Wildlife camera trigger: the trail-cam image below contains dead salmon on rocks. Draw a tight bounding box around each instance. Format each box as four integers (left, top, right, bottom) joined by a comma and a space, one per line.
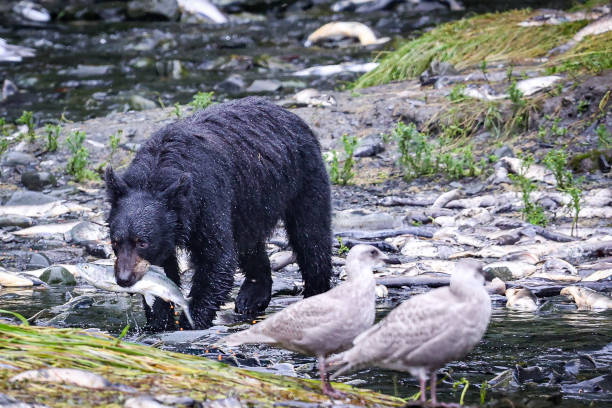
75, 263, 195, 329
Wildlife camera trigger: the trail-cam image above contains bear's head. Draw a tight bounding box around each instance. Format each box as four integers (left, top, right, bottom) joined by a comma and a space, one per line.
105, 166, 191, 287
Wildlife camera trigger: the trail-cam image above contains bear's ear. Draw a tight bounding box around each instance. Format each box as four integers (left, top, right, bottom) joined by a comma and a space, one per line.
105, 166, 128, 204
161, 173, 192, 206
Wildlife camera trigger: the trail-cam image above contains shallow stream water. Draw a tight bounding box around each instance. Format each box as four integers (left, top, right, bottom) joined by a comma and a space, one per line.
2, 281, 611, 407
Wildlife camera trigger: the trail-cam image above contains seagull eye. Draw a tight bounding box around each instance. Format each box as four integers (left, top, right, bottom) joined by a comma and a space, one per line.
370, 249, 378, 256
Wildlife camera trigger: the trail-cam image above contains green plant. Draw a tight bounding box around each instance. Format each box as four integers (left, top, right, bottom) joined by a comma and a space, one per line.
0, 118, 9, 137
484, 103, 502, 137
174, 102, 182, 118
480, 59, 488, 80
452, 377, 470, 406
566, 184, 583, 236
508, 81, 528, 130
543, 149, 572, 189
448, 84, 466, 102
480, 380, 488, 405
66, 130, 97, 182
329, 134, 358, 185
509, 153, 548, 226
506, 65, 514, 82
44, 123, 61, 152
337, 237, 349, 256
16, 111, 35, 142
577, 99, 589, 114
550, 118, 568, 137
0, 119, 8, 157
394, 121, 436, 179
109, 129, 122, 162
596, 124, 611, 149
189, 91, 214, 111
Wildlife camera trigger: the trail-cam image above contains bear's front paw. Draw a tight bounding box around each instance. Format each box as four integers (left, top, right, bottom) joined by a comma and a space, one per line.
235, 279, 272, 315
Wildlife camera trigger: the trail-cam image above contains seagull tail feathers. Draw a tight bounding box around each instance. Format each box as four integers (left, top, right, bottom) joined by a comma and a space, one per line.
223, 329, 276, 347
328, 351, 358, 380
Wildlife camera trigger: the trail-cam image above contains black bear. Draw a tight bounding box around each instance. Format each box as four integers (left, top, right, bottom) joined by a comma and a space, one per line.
105, 97, 332, 331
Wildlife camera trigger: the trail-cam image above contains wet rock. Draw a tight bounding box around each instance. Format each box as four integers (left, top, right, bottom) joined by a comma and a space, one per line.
129, 95, 157, 111
514, 365, 550, 384
420, 60, 459, 86
333, 209, 401, 231
27, 253, 51, 270
127, 0, 179, 20
484, 262, 536, 280
246, 79, 282, 93
354, 135, 384, 157
270, 251, 296, 271
493, 145, 513, 159
486, 277, 506, 295
0, 215, 33, 228
39, 266, 77, 286
5, 191, 58, 206
85, 242, 113, 259
70, 221, 108, 245
50, 295, 95, 313
2, 79, 18, 101
21, 171, 57, 191
215, 74, 246, 93
2, 151, 37, 167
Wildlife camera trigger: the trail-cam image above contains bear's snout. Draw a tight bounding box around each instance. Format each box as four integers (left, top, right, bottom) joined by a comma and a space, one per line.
114, 248, 150, 287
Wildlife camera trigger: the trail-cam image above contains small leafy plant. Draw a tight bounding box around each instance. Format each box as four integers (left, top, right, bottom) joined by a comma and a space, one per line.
484, 103, 502, 138
189, 91, 215, 111
448, 84, 466, 102
596, 124, 611, 149
543, 149, 584, 236
174, 102, 182, 118
44, 123, 61, 152
509, 153, 548, 226
329, 134, 358, 185
508, 81, 528, 130
66, 130, 97, 181
17, 111, 35, 142
337, 237, 349, 256
109, 129, 122, 163
394, 121, 436, 179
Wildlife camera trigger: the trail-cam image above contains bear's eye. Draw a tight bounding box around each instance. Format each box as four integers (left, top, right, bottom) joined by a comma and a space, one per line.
136, 239, 148, 249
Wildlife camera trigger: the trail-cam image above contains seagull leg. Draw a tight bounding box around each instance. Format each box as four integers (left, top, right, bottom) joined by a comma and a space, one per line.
318, 357, 347, 399
419, 374, 427, 403
430, 373, 437, 406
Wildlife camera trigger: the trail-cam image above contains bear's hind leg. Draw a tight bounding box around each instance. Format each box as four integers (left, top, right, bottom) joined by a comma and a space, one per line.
284, 183, 332, 298
235, 241, 272, 315
144, 255, 181, 332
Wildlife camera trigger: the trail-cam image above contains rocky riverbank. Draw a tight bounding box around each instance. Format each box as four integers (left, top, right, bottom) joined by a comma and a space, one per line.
1, 9, 612, 406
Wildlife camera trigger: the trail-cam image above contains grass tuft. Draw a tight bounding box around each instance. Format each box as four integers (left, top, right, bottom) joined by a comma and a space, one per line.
354, 10, 587, 88
0, 322, 403, 407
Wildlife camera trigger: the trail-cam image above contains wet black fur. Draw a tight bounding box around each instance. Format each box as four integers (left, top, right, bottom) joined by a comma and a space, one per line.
106, 97, 332, 330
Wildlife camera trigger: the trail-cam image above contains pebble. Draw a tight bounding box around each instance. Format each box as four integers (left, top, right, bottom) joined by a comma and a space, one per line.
2, 151, 37, 167
5, 191, 58, 206
246, 79, 282, 93
333, 209, 401, 231
39, 266, 77, 286
484, 261, 537, 280
21, 171, 57, 191
70, 221, 108, 244
27, 252, 51, 270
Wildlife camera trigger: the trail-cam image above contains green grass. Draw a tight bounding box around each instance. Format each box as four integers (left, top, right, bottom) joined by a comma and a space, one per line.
354, 9, 587, 88
548, 31, 612, 74
0, 322, 403, 408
